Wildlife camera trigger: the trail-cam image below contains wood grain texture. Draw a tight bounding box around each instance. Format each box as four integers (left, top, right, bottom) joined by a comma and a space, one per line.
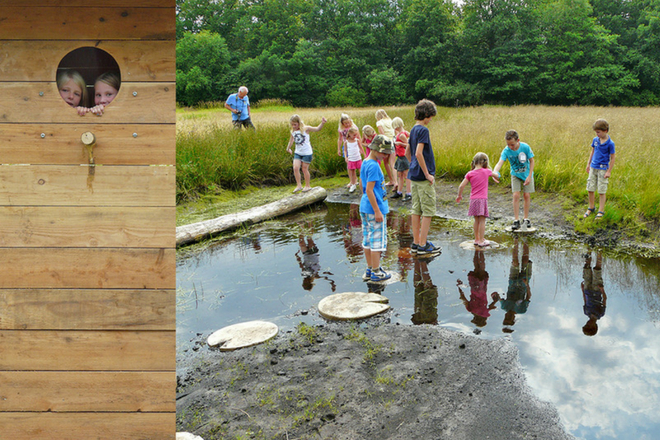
0, 289, 174, 330
0, 164, 174, 207
0, 7, 175, 40
0, 124, 175, 166
0, 206, 174, 248
0, 41, 175, 82
0, 412, 175, 440
0, 371, 174, 412
0, 330, 174, 371
0, 82, 174, 124
0, 248, 175, 289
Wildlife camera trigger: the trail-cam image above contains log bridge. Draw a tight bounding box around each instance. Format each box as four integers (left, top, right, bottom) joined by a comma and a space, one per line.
176, 186, 327, 246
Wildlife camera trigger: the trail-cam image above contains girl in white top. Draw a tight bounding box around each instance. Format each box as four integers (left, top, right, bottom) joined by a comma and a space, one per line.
376, 109, 397, 189
286, 114, 327, 193
344, 126, 367, 193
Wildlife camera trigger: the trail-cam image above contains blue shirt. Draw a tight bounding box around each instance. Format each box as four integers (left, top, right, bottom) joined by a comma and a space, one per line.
500, 142, 534, 181
226, 93, 250, 121
590, 136, 615, 170
407, 124, 435, 181
360, 159, 389, 215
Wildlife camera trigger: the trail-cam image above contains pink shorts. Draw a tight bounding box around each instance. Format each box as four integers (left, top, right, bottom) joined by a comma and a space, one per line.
348, 160, 362, 170
468, 198, 489, 217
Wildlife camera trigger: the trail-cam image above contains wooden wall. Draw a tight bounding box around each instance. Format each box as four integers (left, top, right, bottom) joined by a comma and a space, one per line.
0, 1, 176, 438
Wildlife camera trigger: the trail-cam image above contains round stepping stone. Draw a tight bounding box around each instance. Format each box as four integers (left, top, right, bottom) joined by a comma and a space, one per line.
367, 271, 401, 285
318, 292, 390, 321
176, 433, 204, 440
207, 320, 278, 351
459, 240, 500, 250
505, 226, 538, 233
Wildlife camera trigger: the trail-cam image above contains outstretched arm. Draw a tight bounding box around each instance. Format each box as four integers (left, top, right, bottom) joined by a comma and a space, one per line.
456, 178, 469, 203
307, 117, 327, 132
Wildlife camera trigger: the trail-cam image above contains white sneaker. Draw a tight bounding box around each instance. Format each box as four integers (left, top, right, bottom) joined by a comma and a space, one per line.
349, 184, 356, 193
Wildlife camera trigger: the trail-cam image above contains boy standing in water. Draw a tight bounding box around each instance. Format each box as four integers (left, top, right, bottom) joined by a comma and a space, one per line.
360, 135, 394, 282
407, 99, 441, 256
493, 130, 535, 230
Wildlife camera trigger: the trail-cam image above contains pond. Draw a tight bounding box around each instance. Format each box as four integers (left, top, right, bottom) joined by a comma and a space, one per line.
177, 202, 660, 440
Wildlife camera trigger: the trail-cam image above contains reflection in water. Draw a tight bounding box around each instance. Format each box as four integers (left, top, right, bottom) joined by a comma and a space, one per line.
341, 204, 363, 262
581, 251, 607, 336
295, 223, 336, 292
493, 237, 532, 333
412, 257, 438, 325
457, 250, 498, 329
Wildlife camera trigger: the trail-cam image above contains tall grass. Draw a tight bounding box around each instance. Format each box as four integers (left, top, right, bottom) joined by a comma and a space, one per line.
177, 105, 660, 222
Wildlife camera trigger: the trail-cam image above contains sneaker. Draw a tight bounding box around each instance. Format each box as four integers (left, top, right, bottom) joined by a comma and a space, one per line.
411, 243, 419, 254
417, 241, 442, 256
511, 219, 521, 230
362, 267, 372, 281
524, 219, 531, 229
349, 184, 356, 193
391, 192, 402, 199
403, 194, 412, 201
370, 267, 392, 282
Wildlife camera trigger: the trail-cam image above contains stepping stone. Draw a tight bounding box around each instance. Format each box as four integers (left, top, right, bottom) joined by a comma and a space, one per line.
177, 433, 204, 440
459, 240, 500, 250
367, 271, 401, 285
505, 226, 538, 233
207, 320, 278, 351
318, 292, 390, 321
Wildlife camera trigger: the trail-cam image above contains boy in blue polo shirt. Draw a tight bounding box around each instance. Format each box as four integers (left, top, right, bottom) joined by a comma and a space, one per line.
493, 130, 535, 230
360, 135, 394, 282
583, 119, 615, 220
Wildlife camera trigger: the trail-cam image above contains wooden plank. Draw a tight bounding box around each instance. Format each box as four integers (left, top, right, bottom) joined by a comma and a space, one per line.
0, 41, 175, 82
0, 1, 174, 8
0, 330, 174, 371
0, 412, 175, 440
0, 7, 175, 40
0, 82, 174, 124
0, 289, 174, 330
0, 206, 174, 248
0, 248, 175, 289
0, 371, 174, 412
0, 124, 174, 166
0, 165, 174, 207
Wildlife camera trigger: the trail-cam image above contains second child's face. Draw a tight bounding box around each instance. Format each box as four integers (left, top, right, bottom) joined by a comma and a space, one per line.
595, 129, 608, 141
506, 139, 520, 150
59, 79, 82, 107
95, 81, 118, 106
342, 120, 352, 129
291, 121, 300, 131
347, 131, 357, 141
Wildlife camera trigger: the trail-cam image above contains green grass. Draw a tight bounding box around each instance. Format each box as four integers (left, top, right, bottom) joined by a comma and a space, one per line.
177, 104, 660, 226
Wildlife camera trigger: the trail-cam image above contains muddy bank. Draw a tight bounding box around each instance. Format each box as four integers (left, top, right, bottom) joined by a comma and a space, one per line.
177, 322, 574, 440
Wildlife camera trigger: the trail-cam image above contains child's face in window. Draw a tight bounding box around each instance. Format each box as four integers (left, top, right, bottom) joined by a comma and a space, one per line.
95, 81, 118, 106
59, 79, 82, 107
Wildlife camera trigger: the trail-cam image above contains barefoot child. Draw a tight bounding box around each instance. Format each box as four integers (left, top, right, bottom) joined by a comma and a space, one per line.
286, 114, 327, 193
583, 119, 615, 220
344, 126, 367, 193
493, 130, 535, 230
360, 135, 394, 282
391, 117, 411, 200
456, 152, 500, 247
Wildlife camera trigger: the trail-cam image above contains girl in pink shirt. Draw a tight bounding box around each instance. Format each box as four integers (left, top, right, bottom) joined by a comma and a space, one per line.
456, 152, 500, 247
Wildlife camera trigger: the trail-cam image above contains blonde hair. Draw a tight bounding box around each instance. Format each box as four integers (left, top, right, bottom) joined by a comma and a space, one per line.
362, 125, 376, 137
347, 126, 360, 137
338, 113, 353, 131
391, 117, 404, 130
375, 109, 390, 121
471, 152, 490, 170
289, 114, 306, 132
95, 72, 121, 91
56, 69, 87, 105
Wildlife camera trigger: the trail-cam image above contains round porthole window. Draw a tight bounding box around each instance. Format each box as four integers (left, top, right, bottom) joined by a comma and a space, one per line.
57, 47, 121, 116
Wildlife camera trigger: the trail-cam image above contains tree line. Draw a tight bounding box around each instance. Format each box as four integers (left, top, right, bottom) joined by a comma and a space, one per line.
176, 0, 660, 108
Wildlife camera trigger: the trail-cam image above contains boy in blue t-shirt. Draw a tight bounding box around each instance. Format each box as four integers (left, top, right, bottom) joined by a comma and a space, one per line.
360, 135, 394, 282
493, 130, 535, 230
583, 119, 615, 220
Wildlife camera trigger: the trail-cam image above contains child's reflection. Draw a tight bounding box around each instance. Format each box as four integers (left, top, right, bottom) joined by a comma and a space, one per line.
492, 237, 532, 333
341, 203, 364, 262
412, 257, 438, 325
295, 233, 336, 292
457, 250, 498, 328
582, 251, 607, 336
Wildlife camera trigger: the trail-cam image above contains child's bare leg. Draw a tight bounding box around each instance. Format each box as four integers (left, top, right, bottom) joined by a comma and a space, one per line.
473, 218, 480, 243
598, 193, 606, 213
588, 191, 596, 210
348, 168, 357, 185
523, 192, 531, 219
370, 250, 381, 269
411, 214, 421, 245
477, 216, 486, 242
512, 191, 521, 220
406, 178, 411, 194
302, 162, 311, 189
397, 171, 405, 193
364, 248, 373, 268
293, 159, 302, 190
419, 216, 432, 246
389, 154, 398, 187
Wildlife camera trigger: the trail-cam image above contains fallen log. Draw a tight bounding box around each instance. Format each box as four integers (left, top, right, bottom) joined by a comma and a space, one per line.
176, 186, 327, 247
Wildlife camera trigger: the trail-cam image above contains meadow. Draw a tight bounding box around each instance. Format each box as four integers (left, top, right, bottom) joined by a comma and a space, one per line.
176, 102, 660, 229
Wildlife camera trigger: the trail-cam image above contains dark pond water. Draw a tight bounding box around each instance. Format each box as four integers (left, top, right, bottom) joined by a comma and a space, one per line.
177, 203, 660, 440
